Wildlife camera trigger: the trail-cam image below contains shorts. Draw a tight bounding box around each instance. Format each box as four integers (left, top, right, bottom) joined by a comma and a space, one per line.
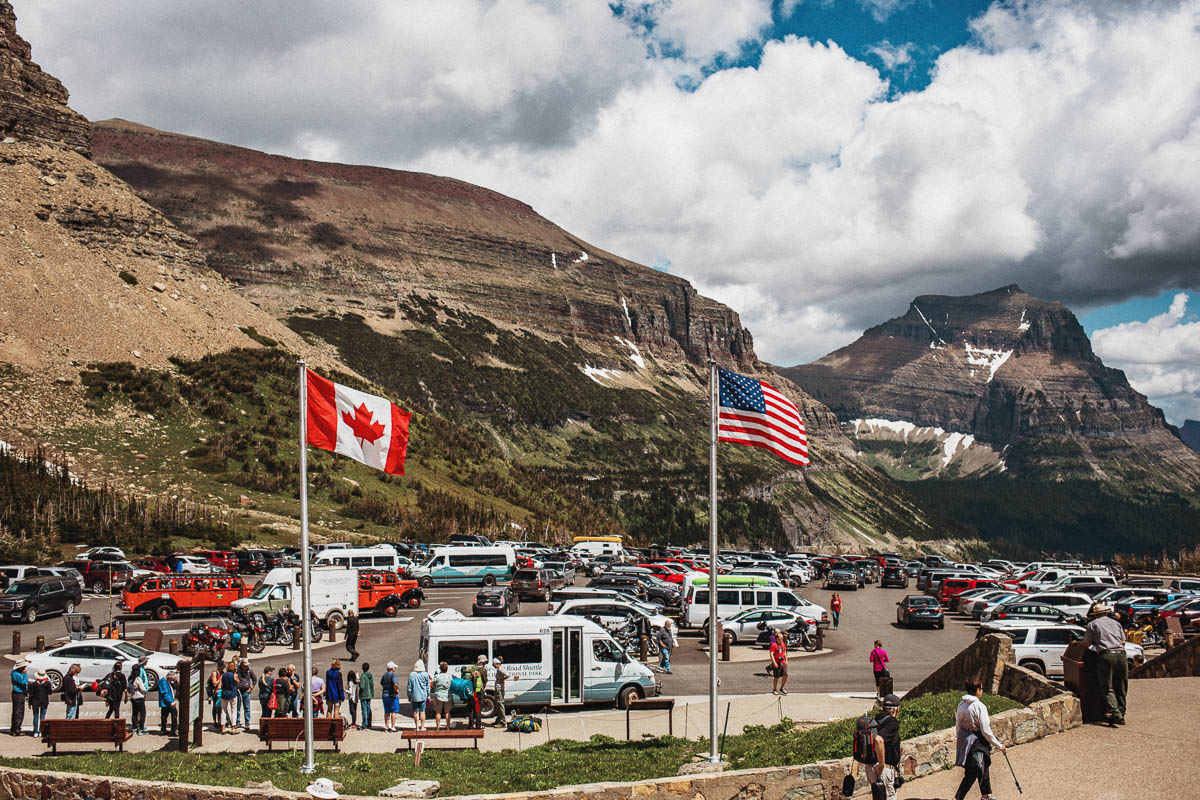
431, 698, 451, 714
410, 700, 427, 713
383, 696, 401, 714
774, 662, 788, 677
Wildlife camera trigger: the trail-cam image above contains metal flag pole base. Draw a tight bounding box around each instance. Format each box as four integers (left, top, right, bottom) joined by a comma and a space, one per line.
1002, 749, 1022, 794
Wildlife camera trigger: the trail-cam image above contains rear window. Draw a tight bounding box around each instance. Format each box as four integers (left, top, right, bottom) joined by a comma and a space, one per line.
512, 570, 538, 581
908, 596, 938, 606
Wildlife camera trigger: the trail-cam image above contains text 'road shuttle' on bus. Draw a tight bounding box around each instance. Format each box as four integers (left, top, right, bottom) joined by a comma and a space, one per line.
419, 609, 660, 711
409, 546, 516, 587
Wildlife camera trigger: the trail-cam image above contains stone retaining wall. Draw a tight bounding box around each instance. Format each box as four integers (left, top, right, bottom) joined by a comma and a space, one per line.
903, 634, 1010, 701
0, 694, 1081, 800
1131, 633, 1200, 679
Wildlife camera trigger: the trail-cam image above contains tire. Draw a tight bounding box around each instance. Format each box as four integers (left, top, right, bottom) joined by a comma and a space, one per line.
618, 684, 643, 709
248, 633, 266, 654
482, 575, 496, 587
45, 670, 63, 692
803, 636, 818, 652
145, 669, 159, 689
478, 693, 496, 718
326, 610, 345, 630
64, 600, 76, 614
24, 607, 36, 623
382, 603, 399, 618
419, 576, 433, 588
725, 631, 737, 645
936, 620, 945, 630
543, 589, 552, 602
311, 627, 324, 644
91, 581, 107, 594
279, 628, 295, 647
1019, 659, 1045, 675
154, 604, 174, 621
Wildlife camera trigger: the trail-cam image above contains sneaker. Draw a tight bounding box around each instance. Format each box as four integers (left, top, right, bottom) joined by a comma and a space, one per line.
1115, 717, 1126, 725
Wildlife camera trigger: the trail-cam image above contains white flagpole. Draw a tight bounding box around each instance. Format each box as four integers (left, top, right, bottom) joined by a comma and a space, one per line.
708, 358, 720, 762
298, 360, 316, 774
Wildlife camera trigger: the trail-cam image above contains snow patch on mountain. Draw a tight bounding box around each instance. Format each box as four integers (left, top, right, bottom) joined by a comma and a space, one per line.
851, 418, 946, 443
580, 364, 620, 385
620, 296, 633, 331
572, 251, 589, 263
941, 432, 975, 467
551, 253, 557, 269
913, 303, 949, 348
615, 336, 645, 369
1018, 308, 1031, 332
964, 343, 1013, 382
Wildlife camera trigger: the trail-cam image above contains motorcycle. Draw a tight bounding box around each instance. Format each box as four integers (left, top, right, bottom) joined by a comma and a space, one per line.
182, 619, 231, 661
228, 609, 267, 654
758, 618, 819, 652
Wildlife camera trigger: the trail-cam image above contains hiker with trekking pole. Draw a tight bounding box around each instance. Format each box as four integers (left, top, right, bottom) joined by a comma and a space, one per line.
953, 678, 1006, 800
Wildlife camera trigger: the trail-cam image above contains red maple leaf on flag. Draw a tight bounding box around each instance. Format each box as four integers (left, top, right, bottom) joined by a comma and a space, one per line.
341, 403, 386, 445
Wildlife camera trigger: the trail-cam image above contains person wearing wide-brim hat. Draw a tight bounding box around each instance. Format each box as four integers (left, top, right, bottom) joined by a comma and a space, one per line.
9, 660, 28, 736
306, 777, 339, 799
1083, 601, 1127, 726
29, 670, 51, 737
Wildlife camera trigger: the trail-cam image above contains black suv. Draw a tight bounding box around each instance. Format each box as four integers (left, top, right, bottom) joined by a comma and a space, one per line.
234, 549, 268, 574
0, 577, 83, 623
588, 574, 678, 608
879, 566, 909, 588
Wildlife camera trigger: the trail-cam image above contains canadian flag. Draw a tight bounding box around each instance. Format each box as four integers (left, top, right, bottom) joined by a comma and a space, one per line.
305, 369, 411, 475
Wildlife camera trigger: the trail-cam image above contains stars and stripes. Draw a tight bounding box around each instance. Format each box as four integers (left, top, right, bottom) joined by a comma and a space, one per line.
717, 367, 809, 465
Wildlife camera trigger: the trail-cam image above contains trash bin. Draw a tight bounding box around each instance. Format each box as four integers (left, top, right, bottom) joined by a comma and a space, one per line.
64, 613, 94, 641
1062, 641, 1104, 722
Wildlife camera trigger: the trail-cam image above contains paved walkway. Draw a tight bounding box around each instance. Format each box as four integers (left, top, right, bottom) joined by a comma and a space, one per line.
0, 691, 877, 754
898, 677, 1200, 800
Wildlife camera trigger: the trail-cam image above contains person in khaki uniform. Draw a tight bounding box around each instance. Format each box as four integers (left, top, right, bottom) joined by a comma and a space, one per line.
1084, 601, 1127, 726
491, 657, 510, 727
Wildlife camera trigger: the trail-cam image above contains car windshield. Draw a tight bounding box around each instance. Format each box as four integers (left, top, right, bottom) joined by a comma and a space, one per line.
114, 642, 151, 659
908, 597, 938, 606
1160, 597, 1192, 611
4, 581, 40, 594
250, 583, 273, 599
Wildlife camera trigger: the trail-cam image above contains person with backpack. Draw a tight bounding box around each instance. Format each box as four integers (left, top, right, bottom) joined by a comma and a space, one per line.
62, 664, 83, 720
27, 670, 50, 738
258, 666, 278, 720
869, 641, 890, 699
158, 670, 178, 736
770, 628, 789, 695
466, 656, 486, 729
431, 661, 453, 730
831, 593, 842, 629
102, 661, 127, 721
380, 661, 401, 732
851, 714, 894, 800
954, 678, 1005, 800
875, 694, 902, 792
359, 663, 374, 730
236, 658, 256, 729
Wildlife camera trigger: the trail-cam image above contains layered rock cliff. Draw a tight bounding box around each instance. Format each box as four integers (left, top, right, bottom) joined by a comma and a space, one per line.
782, 285, 1200, 489
0, 1, 89, 155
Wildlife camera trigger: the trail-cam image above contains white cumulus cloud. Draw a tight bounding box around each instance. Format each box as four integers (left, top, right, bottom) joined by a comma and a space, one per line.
1092, 293, 1200, 425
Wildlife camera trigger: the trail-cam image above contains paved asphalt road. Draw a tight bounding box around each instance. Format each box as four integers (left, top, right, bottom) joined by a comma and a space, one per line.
0, 576, 984, 698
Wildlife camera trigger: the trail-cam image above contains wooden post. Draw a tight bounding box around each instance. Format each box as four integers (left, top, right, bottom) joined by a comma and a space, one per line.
721, 631, 731, 662
169, 639, 178, 655
35, 635, 45, 652
329, 620, 338, 643
816, 625, 824, 651
11, 631, 19, 654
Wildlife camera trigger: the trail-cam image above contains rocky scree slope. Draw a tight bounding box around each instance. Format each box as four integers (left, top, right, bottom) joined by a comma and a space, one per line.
782, 285, 1200, 490
88, 119, 966, 552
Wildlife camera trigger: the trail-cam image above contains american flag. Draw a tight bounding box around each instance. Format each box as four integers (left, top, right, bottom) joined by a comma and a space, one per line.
717, 367, 809, 465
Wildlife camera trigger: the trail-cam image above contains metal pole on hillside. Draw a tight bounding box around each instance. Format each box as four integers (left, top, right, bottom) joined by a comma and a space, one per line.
708, 358, 720, 762
298, 360, 316, 774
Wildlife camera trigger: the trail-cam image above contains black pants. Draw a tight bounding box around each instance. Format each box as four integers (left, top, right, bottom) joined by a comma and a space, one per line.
346, 634, 359, 660
106, 698, 122, 719
10, 692, 24, 734
160, 704, 177, 735
130, 698, 146, 732
955, 749, 992, 799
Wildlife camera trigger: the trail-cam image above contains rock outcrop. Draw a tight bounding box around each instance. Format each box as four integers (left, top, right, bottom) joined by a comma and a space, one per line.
1180, 420, 1200, 454
0, 0, 90, 155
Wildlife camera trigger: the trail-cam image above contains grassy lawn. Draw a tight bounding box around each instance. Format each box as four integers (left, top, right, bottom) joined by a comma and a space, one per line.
0, 693, 1020, 796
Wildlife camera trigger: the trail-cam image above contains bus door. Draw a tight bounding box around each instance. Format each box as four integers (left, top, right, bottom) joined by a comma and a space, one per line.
551, 627, 584, 704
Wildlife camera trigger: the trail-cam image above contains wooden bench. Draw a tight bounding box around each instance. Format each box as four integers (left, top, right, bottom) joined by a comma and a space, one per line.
400, 728, 485, 750
258, 717, 346, 752
625, 697, 675, 740
41, 719, 133, 754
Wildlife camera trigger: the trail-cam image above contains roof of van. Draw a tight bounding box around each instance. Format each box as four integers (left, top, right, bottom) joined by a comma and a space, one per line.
689, 575, 778, 586
422, 610, 610, 634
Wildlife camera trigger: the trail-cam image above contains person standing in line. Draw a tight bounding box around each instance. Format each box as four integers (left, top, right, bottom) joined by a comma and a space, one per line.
128, 659, 148, 735
491, 657, 510, 727
656, 620, 675, 673
358, 662, 374, 730
344, 609, 360, 662
158, 670, 178, 736
954, 678, 1005, 800
220, 661, 239, 734
1084, 601, 1128, 726
236, 658, 256, 730
63, 664, 83, 720
257, 666, 277, 722
103, 661, 127, 721
28, 670, 50, 738
325, 659, 345, 719
345, 671, 359, 730
9, 660, 28, 735
407, 659, 431, 731
310, 667, 326, 717
287, 664, 303, 718
770, 628, 789, 695
869, 640, 890, 698
380, 662, 400, 732
207, 663, 223, 728
466, 656, 486, 729
830, 593, 842, 629
430, 661, 453, 730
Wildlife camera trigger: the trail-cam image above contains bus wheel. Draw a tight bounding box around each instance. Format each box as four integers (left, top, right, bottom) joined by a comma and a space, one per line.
478, 693, 496, 718
482, 575, 496, 587
419, 577, 433, 588
154, 604, 174, 621
618, 685, 643, 709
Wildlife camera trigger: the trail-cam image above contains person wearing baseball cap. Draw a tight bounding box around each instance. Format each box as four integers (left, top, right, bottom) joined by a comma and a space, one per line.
875, 694, 903, 793
1084, 601, 1127, 726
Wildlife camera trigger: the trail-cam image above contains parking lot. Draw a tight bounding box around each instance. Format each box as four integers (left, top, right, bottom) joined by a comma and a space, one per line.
0, 576, 983, 699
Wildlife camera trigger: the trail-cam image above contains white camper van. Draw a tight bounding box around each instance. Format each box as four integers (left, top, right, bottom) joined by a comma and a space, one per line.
419, 609, 660, 710
312, 545, 403, 571
231, 566, 357, 627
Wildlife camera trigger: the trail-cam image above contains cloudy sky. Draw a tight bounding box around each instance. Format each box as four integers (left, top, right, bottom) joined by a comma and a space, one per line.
16, 0, 1200, 423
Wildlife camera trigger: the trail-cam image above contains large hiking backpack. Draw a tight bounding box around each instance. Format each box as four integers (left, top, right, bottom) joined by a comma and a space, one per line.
449, 676, 474, 701
506, 715, 543, 733
852, 715, 879, 764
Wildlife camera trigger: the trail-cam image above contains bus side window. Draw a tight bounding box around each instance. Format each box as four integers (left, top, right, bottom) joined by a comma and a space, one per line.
438, 640, 488, 666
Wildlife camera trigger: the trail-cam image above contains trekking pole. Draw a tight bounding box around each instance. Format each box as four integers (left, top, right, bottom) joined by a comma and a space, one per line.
1002, 750, 1023, 794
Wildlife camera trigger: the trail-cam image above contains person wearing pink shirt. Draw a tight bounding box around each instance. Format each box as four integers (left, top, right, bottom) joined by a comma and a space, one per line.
869, 640, 890, 698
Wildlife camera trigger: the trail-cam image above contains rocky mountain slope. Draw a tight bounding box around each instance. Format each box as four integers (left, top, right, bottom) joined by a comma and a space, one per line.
782, 285, 1200, 491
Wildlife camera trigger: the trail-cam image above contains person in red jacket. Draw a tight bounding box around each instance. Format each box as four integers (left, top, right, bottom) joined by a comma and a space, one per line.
830, 593, 842, 629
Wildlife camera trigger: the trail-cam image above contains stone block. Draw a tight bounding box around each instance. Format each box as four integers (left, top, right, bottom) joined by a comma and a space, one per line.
381, 780, 441, 798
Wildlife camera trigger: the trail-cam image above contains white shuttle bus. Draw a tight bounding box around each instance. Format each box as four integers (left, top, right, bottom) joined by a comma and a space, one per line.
409, 546, 516, 587
312, 545, 403, 571
419, 609, 660, 710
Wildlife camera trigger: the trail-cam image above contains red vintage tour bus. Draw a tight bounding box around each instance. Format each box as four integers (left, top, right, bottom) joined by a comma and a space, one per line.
120, 574, 253, 619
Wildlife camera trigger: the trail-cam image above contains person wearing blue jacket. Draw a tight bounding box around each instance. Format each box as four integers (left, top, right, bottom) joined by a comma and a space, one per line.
324, 659, 345, 719
10, 661, 28, 736
158, 671, 178, 736
406, 659, 431, 730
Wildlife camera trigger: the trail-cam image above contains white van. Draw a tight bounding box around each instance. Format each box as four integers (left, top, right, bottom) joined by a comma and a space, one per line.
409, 546, 516, 587
570, 540, 624, 559
231, 566, 357, 627
312, 545, 403, 571
681, 581, 828, 628
419, 609, 660, 709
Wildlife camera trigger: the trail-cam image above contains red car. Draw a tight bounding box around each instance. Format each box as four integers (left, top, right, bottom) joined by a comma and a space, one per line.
1156, 597, 1200, 633
136, 557, 175, 573
638, 563, 689, 583
937, 578, 1003, 607
194, 550, 237, 572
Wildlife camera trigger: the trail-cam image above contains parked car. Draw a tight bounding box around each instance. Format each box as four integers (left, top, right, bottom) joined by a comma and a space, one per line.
172, 555, 225, 574
981, 622, 1143, 676
1023, 591, 1102, 618
0, 565, 55, 590
41, 566, 85, 594
25, 639, 178, 692
135, 557, 175, 573
541, 561, 576, 583
234, 549, 268, 574
553, 598, 669, 631
195, 550, 238, 572
1123, 577, 1164, 588
59, 559, 133, 594
855, 561, 878, 584
824, 565, 864, 590
964, 590, 1021, 619
980, 600, 1082, 625
699, 607, 808, 644
896, 595, 945, 628
879, 566, 908, 588
78, 547, 126, 562
511, 568, 569, 600
0, 576, 83, 623
471, 585, 520, 616
1168, 578, 1200, 592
